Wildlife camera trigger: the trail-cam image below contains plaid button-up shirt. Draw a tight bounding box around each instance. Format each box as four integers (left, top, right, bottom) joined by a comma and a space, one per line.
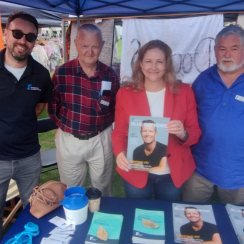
47, 58, 120, 134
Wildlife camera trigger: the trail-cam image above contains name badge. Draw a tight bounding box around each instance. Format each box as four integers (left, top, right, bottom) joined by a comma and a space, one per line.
235, 95, 244, 102
100, 100, 109, 106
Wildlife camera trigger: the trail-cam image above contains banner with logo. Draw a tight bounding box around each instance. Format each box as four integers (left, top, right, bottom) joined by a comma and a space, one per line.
121, 15, 223, 84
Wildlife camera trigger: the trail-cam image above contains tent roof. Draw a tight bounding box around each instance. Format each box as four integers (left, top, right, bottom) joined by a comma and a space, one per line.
1, 0, 244, 17
0, 1, 62, 27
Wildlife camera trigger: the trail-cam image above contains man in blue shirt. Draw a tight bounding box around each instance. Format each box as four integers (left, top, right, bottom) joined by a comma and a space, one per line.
183, 25, 244, 204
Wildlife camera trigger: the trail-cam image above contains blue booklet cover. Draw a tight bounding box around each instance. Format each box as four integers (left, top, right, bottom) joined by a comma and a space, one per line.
226, 204, 244, 244
127, 116, 170, 173
173, 203, 221, 244
85, 212, 123, 244
132, 208, 165, 243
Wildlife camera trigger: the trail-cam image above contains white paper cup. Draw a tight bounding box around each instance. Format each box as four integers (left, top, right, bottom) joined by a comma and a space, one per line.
63, 204, 88, 225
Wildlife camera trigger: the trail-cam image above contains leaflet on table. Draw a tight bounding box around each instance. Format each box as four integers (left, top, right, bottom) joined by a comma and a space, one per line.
127, 116, 170, 172
132, 208, 165, 244
44, 217, 75, 244
172, 203, 222, 244
49, 216, 71, 229
226, 204, 244, 244
85, 212, 123, 244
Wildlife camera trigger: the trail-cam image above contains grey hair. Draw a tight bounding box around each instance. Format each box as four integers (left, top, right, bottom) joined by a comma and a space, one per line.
215, 25, 244, 46
77, 23, 103, 42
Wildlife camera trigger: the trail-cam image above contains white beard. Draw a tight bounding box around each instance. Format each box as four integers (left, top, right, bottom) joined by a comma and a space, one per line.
217, 58, 244, 72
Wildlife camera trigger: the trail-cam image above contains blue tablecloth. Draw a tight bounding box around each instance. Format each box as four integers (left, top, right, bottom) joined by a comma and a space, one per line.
1, 197, 239, 244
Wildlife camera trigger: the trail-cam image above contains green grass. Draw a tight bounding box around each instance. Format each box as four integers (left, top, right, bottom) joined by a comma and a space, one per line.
38, 109, 56, 152
38, 108, 49, 119
117, 39, 122, 59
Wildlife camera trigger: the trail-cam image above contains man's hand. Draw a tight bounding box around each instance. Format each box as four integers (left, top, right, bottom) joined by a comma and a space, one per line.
35, 103, 46, 117
116, 151, 130, 172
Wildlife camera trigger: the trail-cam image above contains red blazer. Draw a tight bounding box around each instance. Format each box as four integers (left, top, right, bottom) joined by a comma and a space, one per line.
111, 83, 202, 188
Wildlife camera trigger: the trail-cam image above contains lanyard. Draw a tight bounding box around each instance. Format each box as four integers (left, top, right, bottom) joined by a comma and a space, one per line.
5, 222, 40, 244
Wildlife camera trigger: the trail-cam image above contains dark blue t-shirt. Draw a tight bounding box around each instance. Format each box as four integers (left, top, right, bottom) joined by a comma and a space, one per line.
0, 49, 52, 160
133, 141, 167, 168
180, 221, 219, 242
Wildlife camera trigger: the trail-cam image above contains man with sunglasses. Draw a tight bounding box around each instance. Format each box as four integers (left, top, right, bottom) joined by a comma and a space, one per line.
0, 12, 52, 238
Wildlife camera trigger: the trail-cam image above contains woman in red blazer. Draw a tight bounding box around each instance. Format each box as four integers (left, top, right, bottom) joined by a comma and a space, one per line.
111, 40, 201, 200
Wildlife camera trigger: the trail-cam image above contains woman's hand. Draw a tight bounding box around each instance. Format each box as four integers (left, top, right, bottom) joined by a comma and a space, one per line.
166, 120, 188, 141
116, 151, 130, 172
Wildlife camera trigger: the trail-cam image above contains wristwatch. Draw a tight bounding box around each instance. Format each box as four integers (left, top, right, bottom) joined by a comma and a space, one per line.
179, 129, 188, 141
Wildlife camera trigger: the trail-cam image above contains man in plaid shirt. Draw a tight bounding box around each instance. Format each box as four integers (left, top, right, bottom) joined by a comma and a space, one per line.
48, 24, 120, 196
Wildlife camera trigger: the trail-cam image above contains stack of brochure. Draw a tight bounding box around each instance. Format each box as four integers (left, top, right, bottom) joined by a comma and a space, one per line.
41, 216, 76, 244
226, 204, 244, 244
172, 203, 222, 243
132, 208, 165, 244
85, 212, 123, 244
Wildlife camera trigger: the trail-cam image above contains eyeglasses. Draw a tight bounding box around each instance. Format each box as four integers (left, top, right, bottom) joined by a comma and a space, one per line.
9, 29, 37, 43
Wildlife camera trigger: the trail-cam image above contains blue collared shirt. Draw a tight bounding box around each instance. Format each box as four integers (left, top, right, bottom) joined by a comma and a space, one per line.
192, 64, 244, 189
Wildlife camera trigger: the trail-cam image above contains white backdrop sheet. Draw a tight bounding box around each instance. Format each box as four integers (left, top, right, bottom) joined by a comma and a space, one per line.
120, 15, 223, 84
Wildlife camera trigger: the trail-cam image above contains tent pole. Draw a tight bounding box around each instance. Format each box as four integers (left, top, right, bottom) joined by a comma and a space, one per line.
110, 19, 115, 66
62, 21, 67, 63
77, 15, 80, 29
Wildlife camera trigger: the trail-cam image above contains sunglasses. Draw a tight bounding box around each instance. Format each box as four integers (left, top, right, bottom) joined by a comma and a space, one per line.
10, 29, 37, 43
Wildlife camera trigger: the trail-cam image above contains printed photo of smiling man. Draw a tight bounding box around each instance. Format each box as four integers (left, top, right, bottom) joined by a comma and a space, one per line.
132, 120, 167, 173
180, 207, 222, 244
